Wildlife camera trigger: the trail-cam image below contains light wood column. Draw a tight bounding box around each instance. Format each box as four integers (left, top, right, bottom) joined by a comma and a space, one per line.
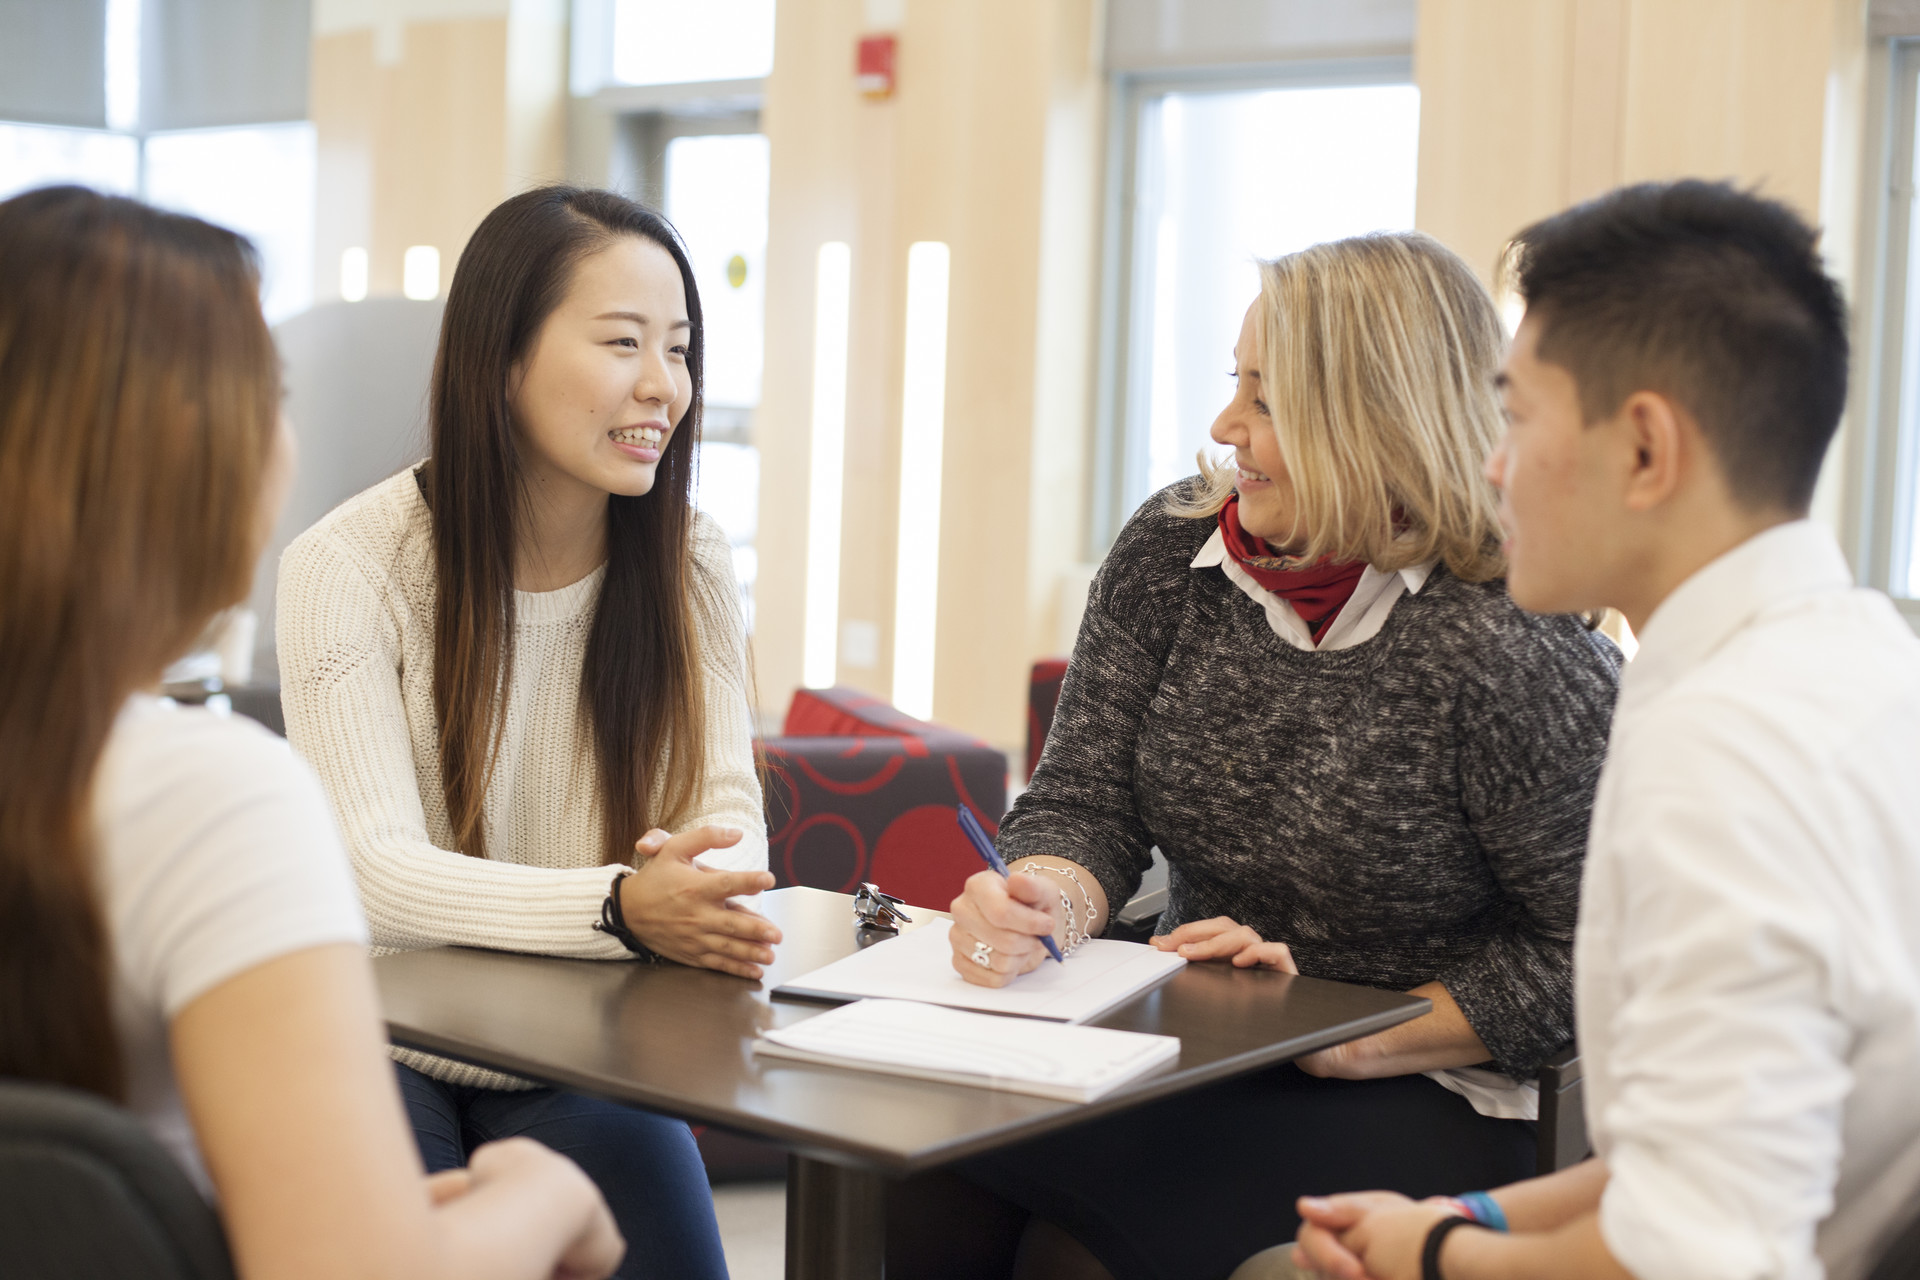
310, 2, 568, 305
1414, 0, 1860, 281
1413, 0, 1870, 531
754, 0, 1103, 750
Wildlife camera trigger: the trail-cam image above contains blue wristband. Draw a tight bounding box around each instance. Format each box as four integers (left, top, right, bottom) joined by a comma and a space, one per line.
1456, 1191, 1509, 1232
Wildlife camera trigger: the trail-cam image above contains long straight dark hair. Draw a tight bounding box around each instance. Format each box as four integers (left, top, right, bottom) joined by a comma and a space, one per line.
0, 188, 277, 1098
422, 185, 715, 866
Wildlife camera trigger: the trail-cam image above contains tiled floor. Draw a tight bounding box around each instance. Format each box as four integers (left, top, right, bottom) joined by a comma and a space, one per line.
714, 1181, 786, 1279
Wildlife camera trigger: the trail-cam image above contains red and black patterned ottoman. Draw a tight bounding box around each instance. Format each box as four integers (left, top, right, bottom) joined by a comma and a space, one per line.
698, 689, 1011, 1182
757, 686, 1009, 912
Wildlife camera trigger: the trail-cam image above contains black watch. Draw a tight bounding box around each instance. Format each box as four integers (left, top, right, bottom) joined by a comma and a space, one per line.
1422, 1215, 1483, 1280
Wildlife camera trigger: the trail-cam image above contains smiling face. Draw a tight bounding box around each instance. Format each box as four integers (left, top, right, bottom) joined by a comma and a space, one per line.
1210, 299, 1302, 549
509, 234, 693, 503
1485, 313, 1625, 613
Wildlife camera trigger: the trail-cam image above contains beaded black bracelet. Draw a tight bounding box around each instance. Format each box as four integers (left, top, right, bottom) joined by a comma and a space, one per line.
1422, 1215, 1483, 1280
593, 870, 659, 961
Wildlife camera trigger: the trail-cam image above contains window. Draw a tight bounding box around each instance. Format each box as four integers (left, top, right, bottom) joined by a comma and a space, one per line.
0, 122, 139, 200
0, 120, 316, 324
144, 124, 316, 323
1096, 70, 1421, 545
571, 0, 776, 624
1855, 40, 1920, 624
612, 0, 776, 86
664, 130, 770, 624
668, 132, 769, 410
1, 0, 316, 329
573, 0, 777, 96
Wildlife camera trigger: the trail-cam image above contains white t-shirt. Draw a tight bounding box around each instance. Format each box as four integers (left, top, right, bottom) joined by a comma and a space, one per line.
96, 695, 369, 1193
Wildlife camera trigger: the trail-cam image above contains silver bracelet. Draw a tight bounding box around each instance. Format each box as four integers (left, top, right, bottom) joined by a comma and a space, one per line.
1025, 868, 1088, 951
1022, 862, 1101, 936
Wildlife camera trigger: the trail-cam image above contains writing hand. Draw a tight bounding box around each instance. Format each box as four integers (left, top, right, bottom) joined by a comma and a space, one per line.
948, 869, 1060, 988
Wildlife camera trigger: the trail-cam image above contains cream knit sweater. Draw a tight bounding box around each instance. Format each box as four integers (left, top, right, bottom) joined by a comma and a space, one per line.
277, 468, 767, 1087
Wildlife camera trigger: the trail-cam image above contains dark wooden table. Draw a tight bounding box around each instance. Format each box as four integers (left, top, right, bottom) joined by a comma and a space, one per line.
374, 886, 1428, 1280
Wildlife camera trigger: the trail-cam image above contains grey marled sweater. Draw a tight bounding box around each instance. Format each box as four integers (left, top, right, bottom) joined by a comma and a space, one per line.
1000, 482, 1622, 1075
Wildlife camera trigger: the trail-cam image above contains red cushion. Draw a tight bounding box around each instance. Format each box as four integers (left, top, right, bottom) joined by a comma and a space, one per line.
1026, 658, 1070, 780
783, 685, 947, 739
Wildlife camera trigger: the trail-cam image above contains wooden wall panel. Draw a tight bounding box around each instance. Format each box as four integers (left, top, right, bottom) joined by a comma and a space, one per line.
755, 0, 867, 717
310, 16, 510, 301
1413, 0, 1870, 533
1413, 0, 1578, 281
1416, 0, 1854, 280
753, 0, 1103, 749
1620, 0, 1833, 216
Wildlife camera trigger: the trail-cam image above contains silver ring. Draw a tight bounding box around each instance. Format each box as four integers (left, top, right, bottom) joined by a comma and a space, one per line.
970, 940, 994, 968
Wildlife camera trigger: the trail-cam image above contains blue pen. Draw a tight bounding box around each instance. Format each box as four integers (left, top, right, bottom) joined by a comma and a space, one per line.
956, 806, 1065, 963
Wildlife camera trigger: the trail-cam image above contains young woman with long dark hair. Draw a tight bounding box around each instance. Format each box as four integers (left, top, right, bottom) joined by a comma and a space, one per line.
277, 186, 773, 1278
0, 185, 621, 1280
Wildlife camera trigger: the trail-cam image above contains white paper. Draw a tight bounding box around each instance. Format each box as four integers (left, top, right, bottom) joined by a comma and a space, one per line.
754, 998, 1182, 1101
773, 918, 1186, 1024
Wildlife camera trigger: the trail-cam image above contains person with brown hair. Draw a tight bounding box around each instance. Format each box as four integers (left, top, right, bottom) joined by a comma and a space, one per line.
276, 186, 770, 1278
0, 185, 622, 1279
903, 232, 1622, 1280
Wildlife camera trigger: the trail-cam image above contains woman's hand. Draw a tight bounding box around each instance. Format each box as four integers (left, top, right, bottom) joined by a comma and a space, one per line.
948, 869, 1062, 988
465, 1138, 626, 1280
619, 826, 781, 979
1149, 918, 1357, 1076
1150, 916, 1299, 971
1151, 921, 1492, 1078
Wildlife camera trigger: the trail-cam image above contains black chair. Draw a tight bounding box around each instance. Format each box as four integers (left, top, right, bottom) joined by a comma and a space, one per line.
158, 678, 285, 739
1535, 1043, 1587, 1173
1869, 1200, 1920, 1280
0, 1079, 235, 1280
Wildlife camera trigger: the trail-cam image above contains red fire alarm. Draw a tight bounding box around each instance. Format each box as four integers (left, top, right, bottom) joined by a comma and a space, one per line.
856, 34, 896, 100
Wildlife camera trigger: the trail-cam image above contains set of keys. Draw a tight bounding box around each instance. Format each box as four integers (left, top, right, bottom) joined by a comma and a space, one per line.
851, 881, 912, 932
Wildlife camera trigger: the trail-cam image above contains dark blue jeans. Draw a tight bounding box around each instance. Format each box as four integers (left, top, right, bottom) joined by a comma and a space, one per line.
394, 1062, 728, 1280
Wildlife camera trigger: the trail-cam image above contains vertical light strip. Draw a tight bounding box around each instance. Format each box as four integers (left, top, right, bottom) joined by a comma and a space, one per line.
104, 0, 142, 133
891, 241, 951, 720
403, 245, 441, 300
340, 247, 370, 302
802, 242, 853, 688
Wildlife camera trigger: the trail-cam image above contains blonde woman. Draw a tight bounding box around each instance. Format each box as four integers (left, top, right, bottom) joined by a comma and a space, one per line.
903, 234, 1623, 1280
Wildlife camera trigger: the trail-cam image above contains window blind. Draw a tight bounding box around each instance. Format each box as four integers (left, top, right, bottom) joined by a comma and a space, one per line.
1872, 0, 1920, 39
141, 0, 310, 131
1104, 0, 1415, 73
0, 0, 109, 127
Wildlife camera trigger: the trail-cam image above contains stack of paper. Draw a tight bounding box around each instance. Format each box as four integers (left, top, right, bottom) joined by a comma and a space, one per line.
772, 918, 1186, 1023
754, 999, 1182, 1102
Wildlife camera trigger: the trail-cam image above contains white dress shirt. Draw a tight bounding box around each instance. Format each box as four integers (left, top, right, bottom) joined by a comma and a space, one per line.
1189, 526, 1435, 651
1578, 520, 1920, 1280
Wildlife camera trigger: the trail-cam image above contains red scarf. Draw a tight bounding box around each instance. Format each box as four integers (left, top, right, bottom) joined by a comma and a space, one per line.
1217, 495, 1367, 638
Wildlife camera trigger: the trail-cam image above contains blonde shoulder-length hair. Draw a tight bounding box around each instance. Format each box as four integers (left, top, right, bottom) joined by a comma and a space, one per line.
1169, 231, 1508, 583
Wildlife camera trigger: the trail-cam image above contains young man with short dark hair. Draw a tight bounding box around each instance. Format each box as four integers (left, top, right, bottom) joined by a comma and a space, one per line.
1280, 181, 1920, 1280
